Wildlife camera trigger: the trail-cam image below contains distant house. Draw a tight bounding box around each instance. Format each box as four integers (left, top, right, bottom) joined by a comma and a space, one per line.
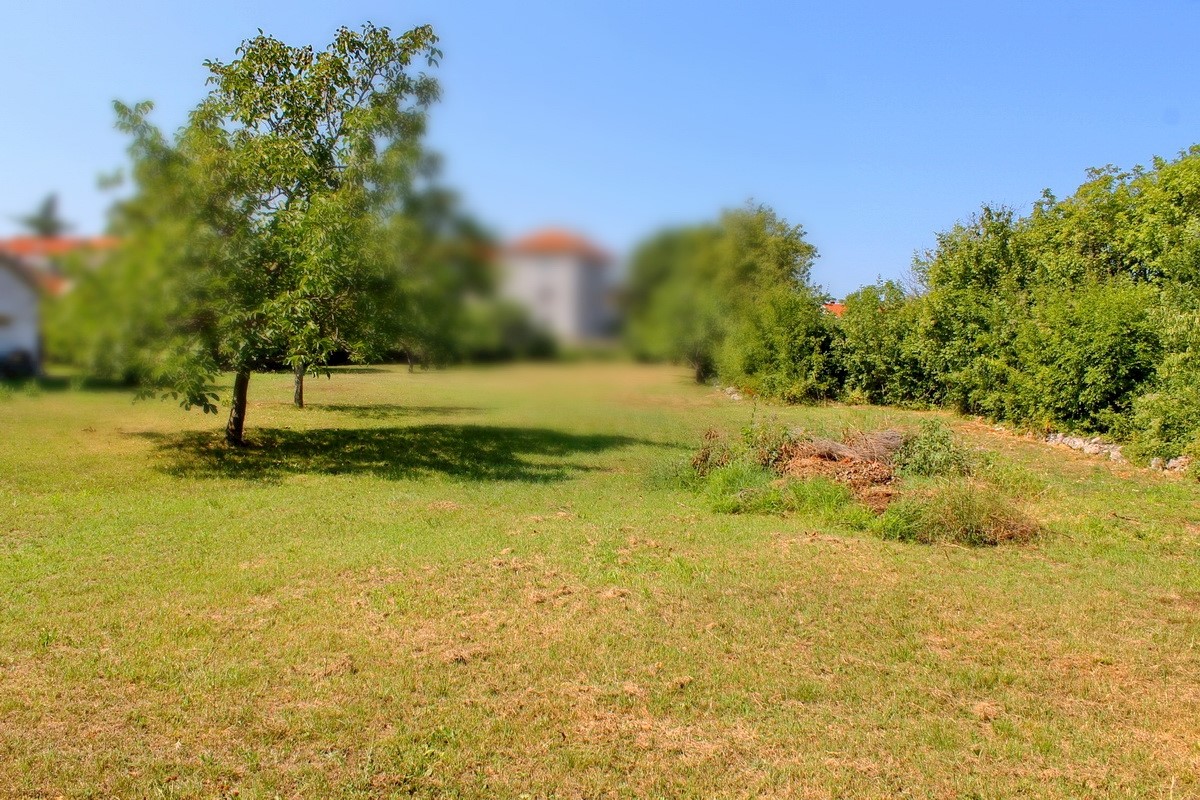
0, 236, 118, 376
499, 228, 615, 343
0, 236, 118, 297
0, 253, 43, 376
822, 302, 847, 318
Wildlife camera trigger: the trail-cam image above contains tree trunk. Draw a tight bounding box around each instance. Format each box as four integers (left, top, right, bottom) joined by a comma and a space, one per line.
293, 363, 305, 409
406, 350, 415, 373
225, 370, 251, 446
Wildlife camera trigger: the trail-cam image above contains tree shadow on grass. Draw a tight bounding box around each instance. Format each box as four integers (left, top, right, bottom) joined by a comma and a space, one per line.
312, 404, 485, 419
325, 366, 391, 374
137, 424, 653, 483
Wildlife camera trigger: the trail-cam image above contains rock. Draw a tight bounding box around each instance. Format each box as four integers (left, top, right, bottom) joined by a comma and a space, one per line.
1109, 450, 1125, 462
1166, 456, 1192, 472
1151, 457, 1165, 470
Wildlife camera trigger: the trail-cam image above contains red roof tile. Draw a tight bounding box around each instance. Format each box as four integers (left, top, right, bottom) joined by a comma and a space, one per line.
0, 236, 119, 258
508, 229, 610, 263
823, 302, 847, 317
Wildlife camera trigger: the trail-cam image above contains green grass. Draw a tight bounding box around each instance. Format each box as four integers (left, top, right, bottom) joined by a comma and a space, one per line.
3, 363, 1200, 797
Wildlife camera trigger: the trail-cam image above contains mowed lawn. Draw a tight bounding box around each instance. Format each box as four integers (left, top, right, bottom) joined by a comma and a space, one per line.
2, 363, 1199, 798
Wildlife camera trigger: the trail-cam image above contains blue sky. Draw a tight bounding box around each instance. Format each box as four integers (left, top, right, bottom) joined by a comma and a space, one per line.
2, 0, 1197, 297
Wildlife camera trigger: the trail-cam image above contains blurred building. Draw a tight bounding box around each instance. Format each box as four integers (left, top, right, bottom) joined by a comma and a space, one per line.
0, 236, 117, 376
0, 236, 117, 296
0, 253, 43, 375
499, 228, 615, 343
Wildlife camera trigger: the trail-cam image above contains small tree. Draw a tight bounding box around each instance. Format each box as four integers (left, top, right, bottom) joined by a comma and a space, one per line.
109, 23, 441, 443
16, 194, 71, 238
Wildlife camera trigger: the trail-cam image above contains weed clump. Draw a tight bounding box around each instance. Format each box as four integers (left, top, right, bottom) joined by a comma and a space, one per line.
692, 428, 735, 477
703, 462, 785, 514
741, 418, 795, 469
874, 479, 1040, 546
702, 462, 869, 526
893, 421, 975, 477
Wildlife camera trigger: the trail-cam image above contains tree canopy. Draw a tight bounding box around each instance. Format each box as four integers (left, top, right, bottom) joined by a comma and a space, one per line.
624, 206, 830, 393
92, 22, 443, 444
624, 204, 835, 398
15, 193, 71, 238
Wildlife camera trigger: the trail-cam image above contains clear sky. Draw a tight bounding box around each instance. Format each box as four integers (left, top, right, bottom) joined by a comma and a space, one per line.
2, 0, 1197, 297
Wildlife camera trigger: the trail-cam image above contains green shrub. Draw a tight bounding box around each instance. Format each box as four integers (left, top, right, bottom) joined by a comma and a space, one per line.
874, 480, 1039, 546
702, 462, 783, 514
741, 417, 795, 469
1124, 305, 1200, 463
691, 428, 736, 477
893, 421, 974, 477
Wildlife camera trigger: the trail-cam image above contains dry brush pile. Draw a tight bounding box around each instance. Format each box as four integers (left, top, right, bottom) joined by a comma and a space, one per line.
682, 419, 1040, 547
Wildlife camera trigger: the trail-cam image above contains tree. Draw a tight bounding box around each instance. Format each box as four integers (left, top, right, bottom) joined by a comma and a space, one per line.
624, 204, 824, 394
108, 22, 441, 444
624, 222, 725, 381
379, 154, 497, 369
15, 193, 71, 238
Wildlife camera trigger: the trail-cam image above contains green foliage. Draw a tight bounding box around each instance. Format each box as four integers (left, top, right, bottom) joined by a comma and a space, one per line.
740, 417, 794, 469
874, 480, 1039, 546
623, 204, 829, 395
721, 287, 841, 403
453, 299, 557, 362
702, 462, 781, 514
699, 461, 867, 523
58, 23, 443, 440
1123, 302, 1200, 462
785, 477, 872, 528
377, 158, 502, 367
837, 280, 931, 406
893, 421, 974, 477
826, 147, 1200, 467
14, 193, 71, 238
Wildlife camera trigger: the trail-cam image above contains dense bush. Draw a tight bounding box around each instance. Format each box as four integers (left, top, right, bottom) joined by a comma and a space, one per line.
626, 147, 1200, 464
624, 204, 836, 399
832, 147, 1200, 464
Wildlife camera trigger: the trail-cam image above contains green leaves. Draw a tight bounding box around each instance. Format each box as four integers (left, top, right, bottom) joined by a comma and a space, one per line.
624, 204, 827, 394
56, 23, 444, 429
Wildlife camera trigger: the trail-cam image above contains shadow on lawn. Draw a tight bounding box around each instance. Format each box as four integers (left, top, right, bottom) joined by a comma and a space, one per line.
138, 424, 651, 483
312, 403, 484, 419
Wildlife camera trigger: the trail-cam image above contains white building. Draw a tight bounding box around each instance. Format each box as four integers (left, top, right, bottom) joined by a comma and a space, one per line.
499, 228, 615, 343
0, 253, 42, 375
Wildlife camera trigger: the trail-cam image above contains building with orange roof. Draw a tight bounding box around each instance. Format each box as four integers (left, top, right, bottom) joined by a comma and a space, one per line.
822, 301, 847, 317
0, 236, 117, 376
500, 228, 615, 342
0, 235, 118, 297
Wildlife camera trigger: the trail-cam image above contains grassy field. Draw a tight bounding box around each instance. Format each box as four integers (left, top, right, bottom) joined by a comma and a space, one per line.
2, 362, 1199, 798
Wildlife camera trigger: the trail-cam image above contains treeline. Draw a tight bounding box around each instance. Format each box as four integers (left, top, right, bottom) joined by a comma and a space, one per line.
626, 146, 1200, 466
